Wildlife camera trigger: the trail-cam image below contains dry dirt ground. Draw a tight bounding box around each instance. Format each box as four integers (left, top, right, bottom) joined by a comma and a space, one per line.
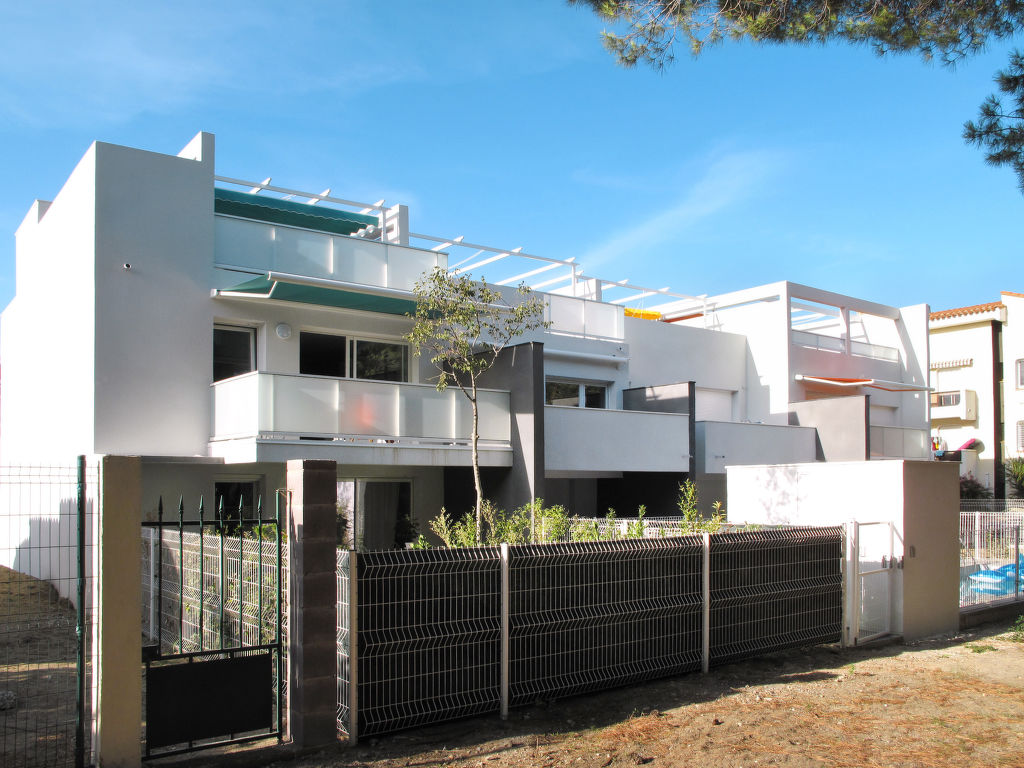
260, 617, 1024, 768
0, 564, 80, 768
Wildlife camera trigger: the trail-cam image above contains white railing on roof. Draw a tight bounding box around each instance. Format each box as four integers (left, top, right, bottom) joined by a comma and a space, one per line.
214, 176, 711, 333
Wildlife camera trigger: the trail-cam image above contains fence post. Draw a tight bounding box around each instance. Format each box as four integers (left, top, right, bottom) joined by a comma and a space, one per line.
974, 510, 981, 561
95, 455, 142, 768
1016, 526, 1021, 601
841, 522, 853, 648
701, 532, 710, 674
500, 543, 510, 719
348, 549, 359, 745
286, 460, 338, 750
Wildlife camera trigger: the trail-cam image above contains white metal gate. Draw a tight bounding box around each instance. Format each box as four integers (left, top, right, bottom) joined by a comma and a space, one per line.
847, 521, 896, 644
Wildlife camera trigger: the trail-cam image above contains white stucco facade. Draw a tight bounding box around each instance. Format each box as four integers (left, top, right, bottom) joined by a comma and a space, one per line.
1, 131, 933, 528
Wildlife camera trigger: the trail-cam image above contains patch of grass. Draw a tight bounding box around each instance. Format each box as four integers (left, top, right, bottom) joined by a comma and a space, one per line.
966, 643, 998, 653
1009, 615, 1024, 643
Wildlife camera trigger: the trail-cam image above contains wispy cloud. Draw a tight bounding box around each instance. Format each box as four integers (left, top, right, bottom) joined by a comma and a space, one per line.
578, 149, 788, 270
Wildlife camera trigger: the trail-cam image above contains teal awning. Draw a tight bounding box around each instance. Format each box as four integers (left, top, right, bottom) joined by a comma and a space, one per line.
214, 188, 378, 237
215, 274, 416, 316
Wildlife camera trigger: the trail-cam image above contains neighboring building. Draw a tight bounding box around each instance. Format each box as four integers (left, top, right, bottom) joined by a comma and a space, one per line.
928, 292, 1024, 496
0, 133, 931, 543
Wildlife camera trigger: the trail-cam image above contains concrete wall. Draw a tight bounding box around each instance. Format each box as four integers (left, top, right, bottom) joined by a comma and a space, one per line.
92, 134, 217, 456
478, 342, 545, 511
623, 315, 752, 419
2, 148, 98, 462
789, 395, 869, 461
696, 421, 817, 474
726, 460, 960, 641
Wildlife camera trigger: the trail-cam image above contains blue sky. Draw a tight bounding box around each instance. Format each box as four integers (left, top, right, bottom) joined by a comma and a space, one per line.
1, 1, 1020, 313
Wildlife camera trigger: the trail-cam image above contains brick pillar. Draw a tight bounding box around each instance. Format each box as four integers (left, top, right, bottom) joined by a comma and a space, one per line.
286, 460, 338, 748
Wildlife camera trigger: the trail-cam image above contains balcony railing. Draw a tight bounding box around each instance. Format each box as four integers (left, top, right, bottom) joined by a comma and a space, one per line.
214, 215, 445, 292
792, 330, 898, 362
212, 372, 511, 446
869, 425, 930, 459
544, 406, 689, 473
544, 294, 624, 340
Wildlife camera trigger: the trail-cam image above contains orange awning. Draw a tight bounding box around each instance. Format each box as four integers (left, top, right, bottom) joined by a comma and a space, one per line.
795, 374, 931, 393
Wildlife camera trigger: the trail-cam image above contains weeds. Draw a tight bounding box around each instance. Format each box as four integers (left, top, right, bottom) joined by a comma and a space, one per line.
1009, 615, 1024, 643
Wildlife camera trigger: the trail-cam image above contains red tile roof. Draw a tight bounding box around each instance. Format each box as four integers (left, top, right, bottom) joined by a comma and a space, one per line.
930, 301, 1004, 321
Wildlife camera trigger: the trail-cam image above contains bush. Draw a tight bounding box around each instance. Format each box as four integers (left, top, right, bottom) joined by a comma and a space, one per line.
1005, 458, 1024, 499
960, 473, 993, 499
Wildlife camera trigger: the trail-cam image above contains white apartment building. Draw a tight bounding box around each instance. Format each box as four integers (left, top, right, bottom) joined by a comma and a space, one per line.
929, 291, 1024, 496
0, 133, 931, 543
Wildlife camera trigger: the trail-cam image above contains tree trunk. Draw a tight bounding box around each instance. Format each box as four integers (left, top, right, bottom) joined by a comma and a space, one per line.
471, 390, 483, 544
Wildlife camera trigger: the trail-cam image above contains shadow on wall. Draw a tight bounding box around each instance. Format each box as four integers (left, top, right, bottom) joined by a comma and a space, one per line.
4, 496, 96, 609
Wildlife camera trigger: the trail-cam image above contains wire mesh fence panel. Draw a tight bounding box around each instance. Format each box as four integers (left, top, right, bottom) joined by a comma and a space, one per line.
0, 462, 98, 768
140, 529, 287, 655
708, 527, 843, 666
507, 537, 703, 707
959, 510, 1022, 608
355, 547, 501, 737
337, 549, 350, 737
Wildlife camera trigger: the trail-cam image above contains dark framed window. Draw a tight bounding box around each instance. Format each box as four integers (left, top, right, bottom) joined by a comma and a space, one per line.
353, 340, 407, 382
545, 379, 607, 409
300, 332, 347, 377
213, 325, 255, 382
214, 480, 258, 528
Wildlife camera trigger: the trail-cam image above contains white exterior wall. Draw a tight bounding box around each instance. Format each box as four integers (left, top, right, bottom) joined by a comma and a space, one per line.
623, 316, 748, 418
679, 282, 792, 424
92, 134, 217, 456
929, 318, 998, 487
727, 460, 960, 641
1, 149, 98, 462
1001, 293, 1024, 461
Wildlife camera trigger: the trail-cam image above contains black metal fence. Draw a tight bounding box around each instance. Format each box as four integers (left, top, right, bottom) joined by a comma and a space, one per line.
337, 526, 844, 739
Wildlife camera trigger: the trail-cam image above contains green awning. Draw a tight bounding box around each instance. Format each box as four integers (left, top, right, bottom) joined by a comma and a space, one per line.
214, 188, 378, 237
215, 274, 417, 316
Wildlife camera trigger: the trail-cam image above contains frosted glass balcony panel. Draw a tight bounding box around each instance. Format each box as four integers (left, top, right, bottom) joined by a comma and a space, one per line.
337, 379, 398, 436
273, 227, 331, 278
387, 245, 439, 291
333, 237, 387, 287
216, 217, 274, 270
271, 375, 338, 433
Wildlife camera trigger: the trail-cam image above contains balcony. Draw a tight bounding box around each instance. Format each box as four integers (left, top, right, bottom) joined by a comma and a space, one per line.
544, 406, 689, 475
544, 293, 624, 340
211, 372, 512, 465
791, 330, 899, 362
214, 215, 445, 293
696, 421, 817, 474
930, 389, 977, 422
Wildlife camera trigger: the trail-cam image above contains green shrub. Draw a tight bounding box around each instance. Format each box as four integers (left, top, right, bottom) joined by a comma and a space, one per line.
960, 473, 993, 499
1005, 458, 1024, 499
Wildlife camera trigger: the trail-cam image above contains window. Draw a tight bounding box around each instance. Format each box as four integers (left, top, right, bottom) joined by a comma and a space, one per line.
353, 340, 407, 382
337, 479, 413, 550
545, 380, 607, 408
1017, 359, 1024, 388
300, 332, 347, 377
213, 325, 255, 382
929, 391, 961, 408
300, 332, 409, 382
214, 480, 258, 529
1018, 421, 1024, 452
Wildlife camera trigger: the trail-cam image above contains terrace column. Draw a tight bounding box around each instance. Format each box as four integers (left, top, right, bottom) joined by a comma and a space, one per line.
286, 459, 338, 748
